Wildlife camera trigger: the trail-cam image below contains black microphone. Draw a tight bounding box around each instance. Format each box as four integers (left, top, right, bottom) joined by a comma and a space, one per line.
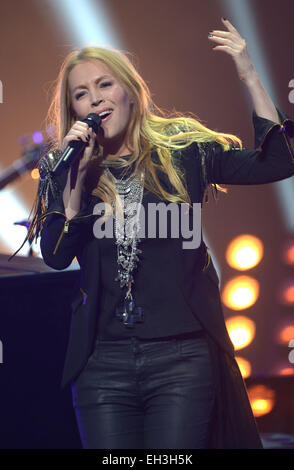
51, 113, 102, 176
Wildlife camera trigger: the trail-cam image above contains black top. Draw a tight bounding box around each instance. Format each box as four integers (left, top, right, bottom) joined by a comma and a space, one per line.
37, 106, 294, 400
96, 156, 203, 340
36, 108, 294, 448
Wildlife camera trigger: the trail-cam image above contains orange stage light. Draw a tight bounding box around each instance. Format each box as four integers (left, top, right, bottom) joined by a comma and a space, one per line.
279, 367, 294, 376
277, 325, 294, 345
225, 315, 256, 350
222, 276, 259, 310
235, 356, 252, 378
281, 284, 294, 305
282, 241, 294, 265
226, 234, 263, 270
247, 384, 276, 418
31, 168, 40, 180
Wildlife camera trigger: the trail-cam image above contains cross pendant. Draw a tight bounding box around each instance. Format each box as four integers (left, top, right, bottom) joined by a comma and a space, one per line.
115, 296, 144, 328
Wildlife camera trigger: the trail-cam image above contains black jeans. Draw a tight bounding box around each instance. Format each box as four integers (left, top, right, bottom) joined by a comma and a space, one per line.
71, 331, 216, 449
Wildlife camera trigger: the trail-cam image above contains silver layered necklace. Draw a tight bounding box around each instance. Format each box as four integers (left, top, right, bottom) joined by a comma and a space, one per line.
105, 164, 145, 328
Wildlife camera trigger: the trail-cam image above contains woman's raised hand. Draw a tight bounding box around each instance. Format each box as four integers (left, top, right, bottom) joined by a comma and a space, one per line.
208, 18, 257, 83
61, 120, 96, 174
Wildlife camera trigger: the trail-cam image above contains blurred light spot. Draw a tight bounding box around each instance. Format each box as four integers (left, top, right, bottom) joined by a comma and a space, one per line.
226, 234, 263, 270
252, 399, 274, 417
226, 315, 256, 350
31, 168, 40, 180
279, 279, 294, 305
32, 131, 44, 144
0, 188, 31, 255
235, 356, 252, 378
282, 240, 294, 265
278, 325, 294, 345
222, 276, 260, 310
247, 384, 276, 418
284, 286, 294, 304
279, 367, 294, 376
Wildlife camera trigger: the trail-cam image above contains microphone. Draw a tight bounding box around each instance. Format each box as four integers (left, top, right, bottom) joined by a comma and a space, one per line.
51, 113, 102, 176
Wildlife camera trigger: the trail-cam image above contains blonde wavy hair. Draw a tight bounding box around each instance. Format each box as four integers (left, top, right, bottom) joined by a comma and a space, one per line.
45, 46, 242, 218
10, 45, 243, 259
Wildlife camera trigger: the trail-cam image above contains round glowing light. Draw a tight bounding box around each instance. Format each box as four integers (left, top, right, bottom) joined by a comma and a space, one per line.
31, 168, 40, 180
278, 325, 294, 345
226, 235, 263, 270
283, 241, 294, 265
252, 399, 273, 417
32, 131, 43, 144
235, 356, 252, 378
281, 283, 294, 305
222, 276, 259, 310
247, 384, 275, 418
225, 315, 256, 350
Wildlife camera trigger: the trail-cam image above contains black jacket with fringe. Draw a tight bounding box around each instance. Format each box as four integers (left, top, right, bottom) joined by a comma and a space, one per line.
13, 107, 294, 448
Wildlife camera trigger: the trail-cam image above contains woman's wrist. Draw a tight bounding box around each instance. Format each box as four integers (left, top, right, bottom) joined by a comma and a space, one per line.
63, 169, 86, 219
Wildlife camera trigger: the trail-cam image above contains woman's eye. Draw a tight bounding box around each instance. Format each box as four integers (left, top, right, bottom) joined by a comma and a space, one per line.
75, 92, 85, 100
74, 82, 112, 99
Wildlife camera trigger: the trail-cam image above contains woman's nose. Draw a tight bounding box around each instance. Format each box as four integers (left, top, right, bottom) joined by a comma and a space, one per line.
90, 88, 103, 106
91, 96, 103, 107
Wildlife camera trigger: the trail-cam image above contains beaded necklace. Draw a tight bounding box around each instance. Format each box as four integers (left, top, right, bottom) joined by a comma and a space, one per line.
105, 164, 145, 328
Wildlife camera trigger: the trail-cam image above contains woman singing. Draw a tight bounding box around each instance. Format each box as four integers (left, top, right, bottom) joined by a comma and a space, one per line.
12, 18, 294, 448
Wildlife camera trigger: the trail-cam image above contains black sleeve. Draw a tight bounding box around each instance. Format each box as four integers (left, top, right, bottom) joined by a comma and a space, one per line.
205, 107, 294, 185
37, 152, 96, 270
40, 197, 86, 271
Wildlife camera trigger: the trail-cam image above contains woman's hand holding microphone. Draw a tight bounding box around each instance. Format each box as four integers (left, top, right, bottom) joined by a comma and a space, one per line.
61, 120, 97, 174
62, 120, 97, 220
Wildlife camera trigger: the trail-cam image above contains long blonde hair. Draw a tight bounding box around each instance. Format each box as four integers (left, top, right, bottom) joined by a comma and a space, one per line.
46, 46, 242, 214
12, 45, 242, 257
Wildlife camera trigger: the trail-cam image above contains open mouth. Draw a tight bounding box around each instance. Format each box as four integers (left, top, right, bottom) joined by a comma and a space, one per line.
99, 109, 113, 121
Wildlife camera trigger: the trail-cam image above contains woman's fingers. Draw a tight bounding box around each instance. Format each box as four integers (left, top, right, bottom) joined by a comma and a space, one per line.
221, 17, 239, 34
73, 122, 92, 139
61, 118, 98, 160
208, 17, 244, 49
62, 124, 93, 147
208, 18, 255, 82
69, 129, 89, 141
208, 34, 240, 51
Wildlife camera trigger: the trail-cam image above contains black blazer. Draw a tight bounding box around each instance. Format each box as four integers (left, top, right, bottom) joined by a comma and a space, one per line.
38, 108, 294, 389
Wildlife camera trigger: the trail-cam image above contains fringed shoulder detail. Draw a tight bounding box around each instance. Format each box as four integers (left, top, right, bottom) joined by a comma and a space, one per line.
8, 149, 62, 260
38, 149, 63, 210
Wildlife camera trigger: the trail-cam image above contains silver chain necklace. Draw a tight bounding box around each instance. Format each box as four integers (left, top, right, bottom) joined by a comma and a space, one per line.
105, 166, 145, 328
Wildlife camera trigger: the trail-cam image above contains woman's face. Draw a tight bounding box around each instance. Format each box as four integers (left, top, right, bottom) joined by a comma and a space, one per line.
68, 60, 133, 155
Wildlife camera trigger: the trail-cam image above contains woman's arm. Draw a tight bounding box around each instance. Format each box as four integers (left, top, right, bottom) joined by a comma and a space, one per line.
202, 108, 294, 186
204, 19, 294, 185
243, 71, 280, 124
63, 167, 87, 220
37, 151, 95, 270
208, 18, 280, 123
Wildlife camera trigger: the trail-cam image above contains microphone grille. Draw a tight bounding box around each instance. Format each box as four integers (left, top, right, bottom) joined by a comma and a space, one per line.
84, 113, 102, 133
